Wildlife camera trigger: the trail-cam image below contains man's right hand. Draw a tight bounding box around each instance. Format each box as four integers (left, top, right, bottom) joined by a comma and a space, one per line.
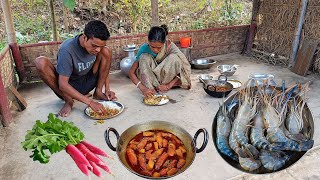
88, 100, 107, 114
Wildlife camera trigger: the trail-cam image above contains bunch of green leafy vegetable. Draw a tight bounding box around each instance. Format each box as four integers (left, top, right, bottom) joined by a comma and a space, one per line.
21, 113, 85, 164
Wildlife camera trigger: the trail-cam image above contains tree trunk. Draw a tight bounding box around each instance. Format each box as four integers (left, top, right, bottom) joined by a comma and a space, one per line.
102, 0, 108, 15
151, 0, 159, 26
63, 7, 69, 33
132, 21, 137, 33
49, 0, 58, 41
1, 0, 17, 43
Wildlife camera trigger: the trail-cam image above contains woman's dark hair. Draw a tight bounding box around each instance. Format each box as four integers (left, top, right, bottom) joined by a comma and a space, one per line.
148, 24, 169, 43
84, 20, 110, 41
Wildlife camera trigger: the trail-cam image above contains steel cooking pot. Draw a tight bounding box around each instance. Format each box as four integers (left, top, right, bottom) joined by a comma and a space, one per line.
202, 75, 233, 98
105, 121, 209, 179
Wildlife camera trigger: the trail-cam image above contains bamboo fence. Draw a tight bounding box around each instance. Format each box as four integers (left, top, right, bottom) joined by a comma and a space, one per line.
252, 0, 300, 66
252, 0, 320, 73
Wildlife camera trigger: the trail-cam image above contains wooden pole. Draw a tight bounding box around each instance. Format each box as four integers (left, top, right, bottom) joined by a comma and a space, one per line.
1, 0, 25, 81
151, 0, 159, 26
0, 72, 13, 127
9, 43, 25, 81
49, 0, 58, 41
0, 7, 13, 126
63, 7, 70, 33
244, 0, 260, 54
289, 0, 308, 68
1, 0, 17, 43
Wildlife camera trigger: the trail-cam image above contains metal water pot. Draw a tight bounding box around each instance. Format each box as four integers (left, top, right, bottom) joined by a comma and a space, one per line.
120, 45, 137, 77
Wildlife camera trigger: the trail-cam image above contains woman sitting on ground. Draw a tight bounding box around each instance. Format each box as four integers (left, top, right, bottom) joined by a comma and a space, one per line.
129, 25, 191, 97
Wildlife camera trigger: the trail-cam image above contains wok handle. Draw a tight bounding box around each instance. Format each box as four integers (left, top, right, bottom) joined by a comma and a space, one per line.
218, 75, 227, 84
193, 128, 209, 153
206, 84, 214, 91
104, 127, 120, 151
199, 77, 205, 84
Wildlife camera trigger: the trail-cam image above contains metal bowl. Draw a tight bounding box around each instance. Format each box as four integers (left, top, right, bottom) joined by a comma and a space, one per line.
191, 59, 216, 69
217, 65, 237, 76
198, 74, 214, 83
212, 90, 314, 174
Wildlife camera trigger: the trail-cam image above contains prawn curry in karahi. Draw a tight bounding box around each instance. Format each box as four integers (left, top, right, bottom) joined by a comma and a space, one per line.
126, 130, 187, 178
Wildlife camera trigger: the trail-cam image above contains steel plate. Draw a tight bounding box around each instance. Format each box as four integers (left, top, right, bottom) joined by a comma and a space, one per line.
84, 101, 124, 120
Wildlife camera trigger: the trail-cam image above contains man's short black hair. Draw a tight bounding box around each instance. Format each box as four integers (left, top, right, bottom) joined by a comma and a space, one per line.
84, 20, 110, 41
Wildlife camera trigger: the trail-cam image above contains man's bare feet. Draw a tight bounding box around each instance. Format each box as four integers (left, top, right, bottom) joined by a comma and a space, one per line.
58, 101, 73, 117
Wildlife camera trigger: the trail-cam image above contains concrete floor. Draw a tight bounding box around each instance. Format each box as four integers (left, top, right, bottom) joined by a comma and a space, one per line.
1, 53, 320, 180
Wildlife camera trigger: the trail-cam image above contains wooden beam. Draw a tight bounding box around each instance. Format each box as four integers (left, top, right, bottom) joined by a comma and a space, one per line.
1, 0, 17, 43
6, 86, 27, 111
289, 0, 309, 68
244, 0, 260, 54
291, 38, 318, 76
9, 43, 26, 81
151, 0, 159, 26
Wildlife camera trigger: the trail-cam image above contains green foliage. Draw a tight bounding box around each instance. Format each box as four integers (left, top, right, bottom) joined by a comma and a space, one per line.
0, 41, 6, 52
22, 0, 46, 6
0, 0, 251, 44
21, 113, 85, 164
115, 0, 151, 33
218, 0, 250, 26
59, 32, 77, 41
13, 7, 52, 43
63, 0, 76, 10
192, 20, 205, 30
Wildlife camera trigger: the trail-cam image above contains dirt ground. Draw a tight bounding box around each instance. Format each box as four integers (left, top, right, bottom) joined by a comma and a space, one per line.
1, 52, 320, 180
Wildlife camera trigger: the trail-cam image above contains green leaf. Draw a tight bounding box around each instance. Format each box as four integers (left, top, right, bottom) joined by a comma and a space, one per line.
32, 146, 50, 164
21, 113, 85, 164
63, 0, 75, 11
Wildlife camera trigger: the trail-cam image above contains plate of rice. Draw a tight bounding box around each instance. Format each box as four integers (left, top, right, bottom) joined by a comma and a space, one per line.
84, 101, 124, 119
143, 94, 169, 106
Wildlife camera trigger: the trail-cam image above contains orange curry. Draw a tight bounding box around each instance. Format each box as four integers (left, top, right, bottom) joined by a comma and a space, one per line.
126, 130, 187, 177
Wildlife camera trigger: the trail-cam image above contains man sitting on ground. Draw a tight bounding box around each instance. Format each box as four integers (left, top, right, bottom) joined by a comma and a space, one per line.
34, 20, 116, 117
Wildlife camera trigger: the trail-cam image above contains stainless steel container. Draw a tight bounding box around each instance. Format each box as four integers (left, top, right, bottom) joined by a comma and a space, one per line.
120, 45, 137, 77
191, 59, 216, 69
105, 121, 208, 179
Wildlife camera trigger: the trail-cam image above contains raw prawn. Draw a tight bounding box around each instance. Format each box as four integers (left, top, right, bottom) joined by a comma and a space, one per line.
250, 110, 281, 151
286, 103, 303, 134
229, 124, 248, 159
260, 150, 291, 171
263, 97, 313, 151
232, 88, 259, 156
239, 156, 261, 171
216, 104, 238, 161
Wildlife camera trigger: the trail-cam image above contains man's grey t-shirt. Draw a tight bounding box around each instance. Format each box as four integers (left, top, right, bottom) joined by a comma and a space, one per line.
56, 35, 96, 80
